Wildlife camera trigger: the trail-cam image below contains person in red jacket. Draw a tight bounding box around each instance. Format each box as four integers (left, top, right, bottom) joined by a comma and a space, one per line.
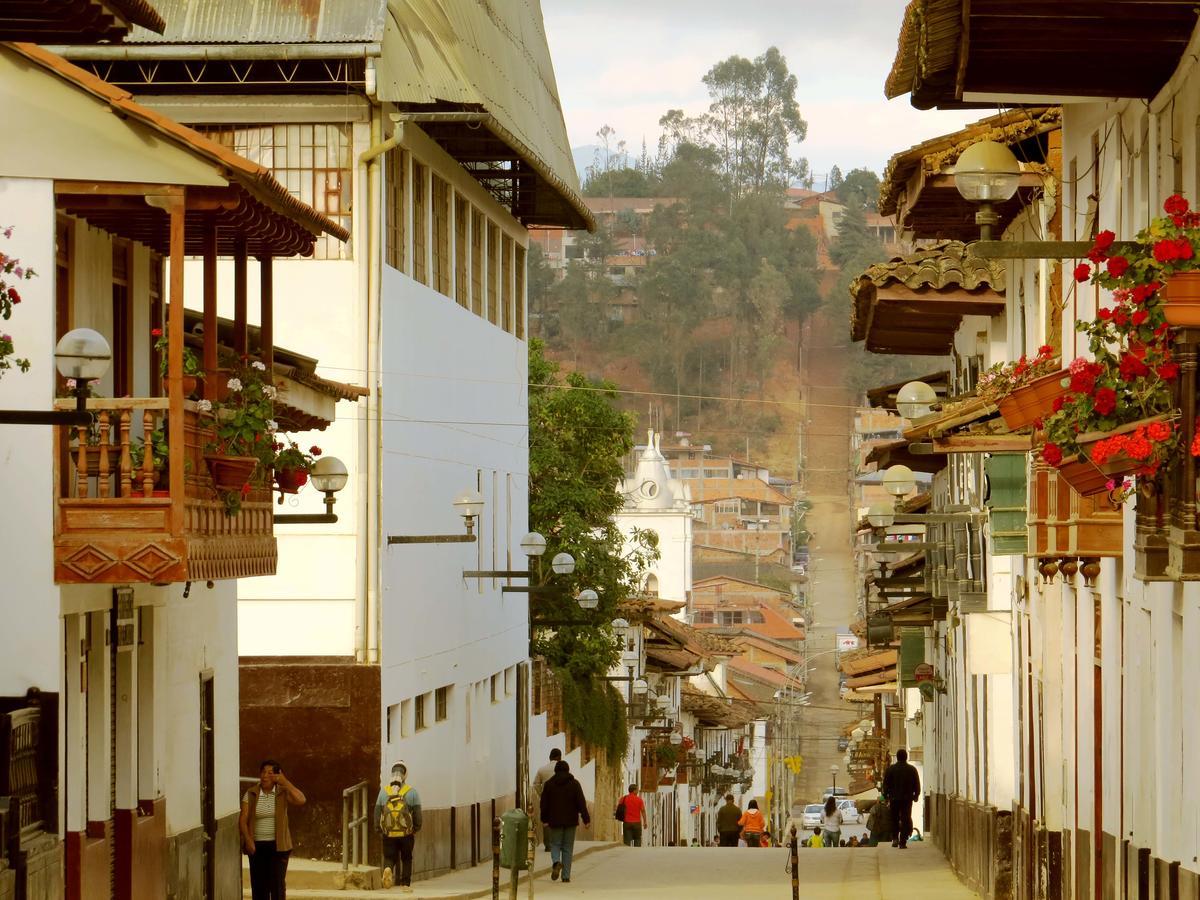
617, 785, 647, 846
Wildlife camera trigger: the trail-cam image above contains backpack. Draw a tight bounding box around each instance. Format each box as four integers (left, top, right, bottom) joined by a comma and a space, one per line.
381, 783, 414, 838
614, 797, 626, 821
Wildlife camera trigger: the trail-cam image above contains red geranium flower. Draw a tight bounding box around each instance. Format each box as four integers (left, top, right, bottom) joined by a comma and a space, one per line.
1097, 307, 1113, 320
9, 289, 19, 304
151, 327, 163, 338
1131, 309, 1149, 326
309, 446, 323, 456
1069, 368, 1097, 393
1147, 420, 1172, 442
1074, 263, 1091, 282
1158, 361, 1180, 380
1042, 442, 1063, 467
1106, 255, 1130, 277
1051, 395, 1065, 413
1092, 229, 1116, 256
1165, 194, 1190, 216
1092, 387, 1117, 416
1119, 353, 1149, 380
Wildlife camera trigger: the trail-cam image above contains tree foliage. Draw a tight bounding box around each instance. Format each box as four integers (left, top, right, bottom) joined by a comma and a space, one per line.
834, 167, 882, 212
528, 341, 658, 737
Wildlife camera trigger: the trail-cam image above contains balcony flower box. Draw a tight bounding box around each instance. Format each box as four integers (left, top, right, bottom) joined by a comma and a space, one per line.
204, 454, 258, 492
1163, 271, 1200, 326
274, 468, 308, 494
1054, 455, 1108, 497
996, 369, 1070, 431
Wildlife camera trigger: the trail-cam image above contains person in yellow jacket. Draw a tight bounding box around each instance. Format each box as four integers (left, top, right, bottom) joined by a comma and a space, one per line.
806, 826, 824, 848
737, 799, 767, 848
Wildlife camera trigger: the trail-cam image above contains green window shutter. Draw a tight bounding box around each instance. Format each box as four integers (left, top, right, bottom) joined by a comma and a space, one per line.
985, 454, 1028, 554
899, 628, 924, 688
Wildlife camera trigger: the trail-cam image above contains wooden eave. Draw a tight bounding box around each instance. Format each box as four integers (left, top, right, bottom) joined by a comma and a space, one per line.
865, 439, 947, 476
895, 172, 1045, 242
903, 396, 997, 442
887, 0, 1200, 109
1, 0, 165, 42
866, 370, 950, 410
859, 284, 1004, 356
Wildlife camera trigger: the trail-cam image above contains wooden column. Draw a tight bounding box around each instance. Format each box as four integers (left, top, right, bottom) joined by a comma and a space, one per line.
233, 237, 248, 357
258, 255, 273, 371
202, 215, 219, 400
1168, 329, 1200, 577
167, 192, 186, 535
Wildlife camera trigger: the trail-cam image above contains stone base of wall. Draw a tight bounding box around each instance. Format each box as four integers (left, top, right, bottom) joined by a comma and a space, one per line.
928, 793, 1012, 899
165, 813, 239, 900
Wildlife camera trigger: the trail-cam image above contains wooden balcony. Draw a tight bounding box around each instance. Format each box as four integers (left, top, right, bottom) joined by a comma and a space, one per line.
1027, 463, 1121, 576
52, 398, 275, 585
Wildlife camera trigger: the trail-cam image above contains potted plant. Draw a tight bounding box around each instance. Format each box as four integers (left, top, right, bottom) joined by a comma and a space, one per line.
152, 327, 203, 397
976, 344, 1064, 430
1074, 193, 1200, 326
203, 360, 277, 512
129, 425, 172, 495
271, 439, 322, 494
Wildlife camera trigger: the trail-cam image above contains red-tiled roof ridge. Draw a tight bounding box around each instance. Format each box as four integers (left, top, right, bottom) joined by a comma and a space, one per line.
7, 42, 349, 244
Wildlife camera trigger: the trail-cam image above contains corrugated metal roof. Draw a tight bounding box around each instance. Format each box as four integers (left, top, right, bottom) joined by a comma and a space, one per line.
125, 0, 387, 43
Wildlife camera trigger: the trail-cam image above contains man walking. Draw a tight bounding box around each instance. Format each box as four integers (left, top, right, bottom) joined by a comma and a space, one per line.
376, 760, 422, 889
618, 784, 646, 846
715, 794, 742, 847
539, 760, 590, 884
882, 748, 921, 849
533, 749, 562, 852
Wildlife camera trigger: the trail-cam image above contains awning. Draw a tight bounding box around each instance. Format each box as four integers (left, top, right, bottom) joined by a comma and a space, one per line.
886, 0, 1200, 109
877, 108, 1059, 241
865, 439, 946, 475
850, 242, 1005, 356
866, 371, 949, 410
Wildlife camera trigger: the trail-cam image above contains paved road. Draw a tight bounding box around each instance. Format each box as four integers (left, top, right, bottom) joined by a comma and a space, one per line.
797, 308, 862, 803
491, 844, 980, 899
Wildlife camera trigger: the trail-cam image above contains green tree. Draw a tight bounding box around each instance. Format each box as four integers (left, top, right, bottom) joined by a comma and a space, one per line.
528, 341, 657, 757
830, 202, 882, 269
835, 167, 882, 211
527, 243, 555, 337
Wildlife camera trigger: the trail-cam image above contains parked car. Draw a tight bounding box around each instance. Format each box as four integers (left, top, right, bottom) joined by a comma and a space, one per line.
801, 803, 824, 830
837, 736, 850, 751
837, 799, 862, 824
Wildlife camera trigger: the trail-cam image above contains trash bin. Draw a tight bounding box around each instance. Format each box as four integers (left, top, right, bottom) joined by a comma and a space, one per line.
499, 808, 530, 871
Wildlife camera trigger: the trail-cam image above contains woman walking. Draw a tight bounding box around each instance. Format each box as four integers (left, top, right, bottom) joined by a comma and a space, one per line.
821, 796, 843, 848
240, 759, 306, 900
737, 800, 767, 848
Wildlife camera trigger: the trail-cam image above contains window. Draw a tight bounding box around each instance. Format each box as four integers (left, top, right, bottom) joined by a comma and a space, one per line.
431, 175, 451, 296
455, 196, 470, 308
435, 686, 450, 722
385, 149, 407, 272
197, 124, 353, 259
504, 667, 514, 696
501, 234, 514, 332
414, 693, 428, 731
412, 162, 428, 285
487, 222, 500, 325
386, 703, 400, 743
693, 610, 715, 624
490, 674, 499, 703
471, 209, 485, 317
716, 499, 740, 515
515, 245, 526, 340
111, 240, 132, 397
400, 699, 412, 738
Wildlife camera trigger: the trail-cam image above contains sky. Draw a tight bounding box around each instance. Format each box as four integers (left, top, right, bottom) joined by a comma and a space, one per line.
542, 0, 982, 187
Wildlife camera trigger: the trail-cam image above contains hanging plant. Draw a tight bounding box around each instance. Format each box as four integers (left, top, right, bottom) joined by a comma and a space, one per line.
0, 226, 36, 378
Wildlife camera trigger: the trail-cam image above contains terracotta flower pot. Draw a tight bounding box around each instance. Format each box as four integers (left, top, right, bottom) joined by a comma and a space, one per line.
274, 468, 309, 494
1077, 414, 1172, 477
1054, 455, 1109, 496
1162, 272, 1200, 326
204, 454, 258, 492
997, 369, 1070, 431
162, 374, 200, 398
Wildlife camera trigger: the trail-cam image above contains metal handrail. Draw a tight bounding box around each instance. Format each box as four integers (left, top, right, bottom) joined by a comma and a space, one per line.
342, 780, 370, 871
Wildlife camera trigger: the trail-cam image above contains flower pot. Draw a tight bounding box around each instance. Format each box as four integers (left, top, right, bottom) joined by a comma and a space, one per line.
204, 454, 258, 492
162, 374, 200, 398
274, 468, 309, 494
1163, 272, 1200, 326
997, 369, 1070, 431
1055, 455, 1109, 496
1077, 414, 1174, 477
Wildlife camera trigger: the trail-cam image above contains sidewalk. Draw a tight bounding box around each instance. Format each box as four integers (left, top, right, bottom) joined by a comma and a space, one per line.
257, 841, 620, 899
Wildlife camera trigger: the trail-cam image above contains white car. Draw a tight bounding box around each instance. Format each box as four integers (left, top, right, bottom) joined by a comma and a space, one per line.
837, 799, 862, 824
801, 804, 823, 830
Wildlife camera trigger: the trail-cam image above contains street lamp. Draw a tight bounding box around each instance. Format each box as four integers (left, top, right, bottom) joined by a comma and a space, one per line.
576, 589, 599, 610
0, 327, 112, 426
275, 455, 349, 524
867, 502, 895, 528
882, 465, 916, 497
520, 531, 547, 557
830, 764, 839, 795
953, 140, 1022, 240
551, 552, 576, 575
896, 380, 937, 420
387, 488, 484, 544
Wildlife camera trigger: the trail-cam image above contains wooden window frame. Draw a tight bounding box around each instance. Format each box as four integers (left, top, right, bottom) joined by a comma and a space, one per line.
413, 162, 428, 286
432, 175, 451, 296
455, 196, 470, 308
386, 149, 407, 273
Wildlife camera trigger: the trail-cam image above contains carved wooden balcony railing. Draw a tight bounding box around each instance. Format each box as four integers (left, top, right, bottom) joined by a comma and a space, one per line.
52, 398, 276, 584
1028, 462, 1121, 581
1163, 331, 1200, 579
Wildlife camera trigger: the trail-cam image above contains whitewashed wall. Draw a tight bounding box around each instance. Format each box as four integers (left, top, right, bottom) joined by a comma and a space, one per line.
616, 510, 692, 604
379, 267, 528, 810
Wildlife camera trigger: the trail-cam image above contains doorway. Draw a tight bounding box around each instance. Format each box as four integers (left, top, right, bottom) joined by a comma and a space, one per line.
200, 675, 215, 899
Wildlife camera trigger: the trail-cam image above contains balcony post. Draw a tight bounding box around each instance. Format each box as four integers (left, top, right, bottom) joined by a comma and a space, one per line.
167, 192, 186, 535
258, 255, 273, 372
202, 215, 219, 400
1168, 329, 1200, 578
233, 237, 248, 358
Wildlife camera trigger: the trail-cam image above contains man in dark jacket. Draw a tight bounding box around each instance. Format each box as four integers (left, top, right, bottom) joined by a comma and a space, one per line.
539, 761, 591, 883
715, 794, 742, 847
881, 748, 921, 849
